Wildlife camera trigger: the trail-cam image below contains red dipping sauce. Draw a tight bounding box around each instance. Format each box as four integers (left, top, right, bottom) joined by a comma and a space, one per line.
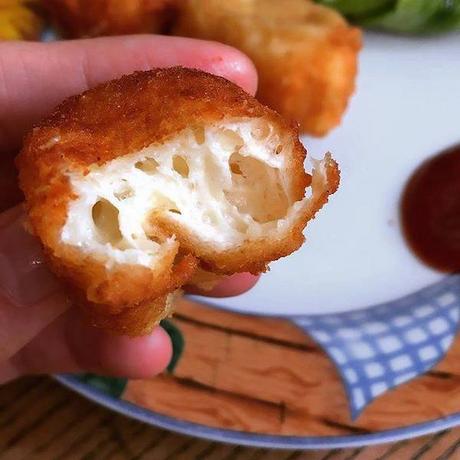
401, 144, 460, 272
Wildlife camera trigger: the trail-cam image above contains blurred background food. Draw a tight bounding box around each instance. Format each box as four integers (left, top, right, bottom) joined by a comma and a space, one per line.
175, 0, 361, 136
1, 0, 458, 136
318, 0, 460, 35
41, 0, 179, 38
0, 0, 43, 40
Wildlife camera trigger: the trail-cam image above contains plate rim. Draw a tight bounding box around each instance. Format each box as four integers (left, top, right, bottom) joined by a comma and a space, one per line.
56, 374, 460, 450
187, 273, 456, 318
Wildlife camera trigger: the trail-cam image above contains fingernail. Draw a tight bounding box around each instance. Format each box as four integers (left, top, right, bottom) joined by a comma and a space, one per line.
0, 207, 62, 306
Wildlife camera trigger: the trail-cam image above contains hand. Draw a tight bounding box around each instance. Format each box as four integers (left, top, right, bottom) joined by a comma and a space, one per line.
0, 36, 259, 384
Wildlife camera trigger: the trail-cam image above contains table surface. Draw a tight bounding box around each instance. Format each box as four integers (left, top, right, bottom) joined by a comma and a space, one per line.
0, 377, 459, 460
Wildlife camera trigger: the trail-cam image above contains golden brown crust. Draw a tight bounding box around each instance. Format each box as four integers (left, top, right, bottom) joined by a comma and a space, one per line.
17, 67, 339, 335
20, 67, 302, 170
42, 0, 178, 38
174, 0, 362, 136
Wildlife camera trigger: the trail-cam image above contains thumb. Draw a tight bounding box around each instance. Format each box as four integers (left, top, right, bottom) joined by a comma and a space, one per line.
0, 35, 257, 155
0, 206, 69, 362
0, 35, 257, 211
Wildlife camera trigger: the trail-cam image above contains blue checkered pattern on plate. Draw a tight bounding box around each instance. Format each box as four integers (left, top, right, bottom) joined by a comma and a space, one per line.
293, 275, 460, 419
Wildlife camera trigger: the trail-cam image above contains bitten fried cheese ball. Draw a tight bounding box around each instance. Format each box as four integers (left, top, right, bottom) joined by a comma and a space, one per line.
42, 0, 178, 38
174, 0, 362, 136
17, 67, 339, 336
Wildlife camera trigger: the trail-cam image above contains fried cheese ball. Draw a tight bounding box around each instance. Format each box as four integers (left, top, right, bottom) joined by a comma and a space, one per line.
17, 67, 339, 336
42, 0, 178, 38
174, 0, 362, 136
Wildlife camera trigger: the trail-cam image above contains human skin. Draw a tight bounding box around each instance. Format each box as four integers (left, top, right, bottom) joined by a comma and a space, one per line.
0, 35, 259, 384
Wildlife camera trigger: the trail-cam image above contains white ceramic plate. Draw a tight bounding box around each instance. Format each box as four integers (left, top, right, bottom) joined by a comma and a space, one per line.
195, 32, 460, 316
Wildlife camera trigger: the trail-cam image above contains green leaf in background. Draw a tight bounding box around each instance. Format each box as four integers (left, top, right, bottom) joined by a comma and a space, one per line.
160, 319, 185, 374
316, 0, 460, 34
77, 374, 127, 398
318, 0, 396, 19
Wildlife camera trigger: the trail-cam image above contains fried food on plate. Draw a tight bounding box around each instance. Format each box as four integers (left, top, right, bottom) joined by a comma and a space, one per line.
174, 0, 362, 136
42, 0, 178, 38
17, 67, 339, 336
0, 0, 43, 40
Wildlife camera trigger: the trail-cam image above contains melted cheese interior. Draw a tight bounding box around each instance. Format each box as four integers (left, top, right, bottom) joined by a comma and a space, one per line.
61, 118, 305, 267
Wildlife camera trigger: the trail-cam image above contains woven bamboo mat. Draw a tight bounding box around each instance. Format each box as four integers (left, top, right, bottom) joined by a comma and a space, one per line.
1, 377, 460, 459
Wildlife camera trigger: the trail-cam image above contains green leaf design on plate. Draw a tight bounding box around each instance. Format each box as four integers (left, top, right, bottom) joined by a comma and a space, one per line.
161, 319, 185, 374
77, 374, 127, 398
316, 0, 460, 34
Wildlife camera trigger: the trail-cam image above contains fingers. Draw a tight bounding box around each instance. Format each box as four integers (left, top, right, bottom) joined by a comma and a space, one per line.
1, 273, 261, 382
0, 207, 70, 363
0, 203, 259, 369
186, 273, 260, 297
0, 35, 257, 155
0, 205, 257, 383
0, 205, 172, 382
2, 309, 172, 383
0, 208, 257, 383
2, 272, 260, 382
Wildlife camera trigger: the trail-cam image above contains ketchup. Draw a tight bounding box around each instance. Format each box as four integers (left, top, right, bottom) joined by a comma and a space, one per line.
401, 144, 460, 272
